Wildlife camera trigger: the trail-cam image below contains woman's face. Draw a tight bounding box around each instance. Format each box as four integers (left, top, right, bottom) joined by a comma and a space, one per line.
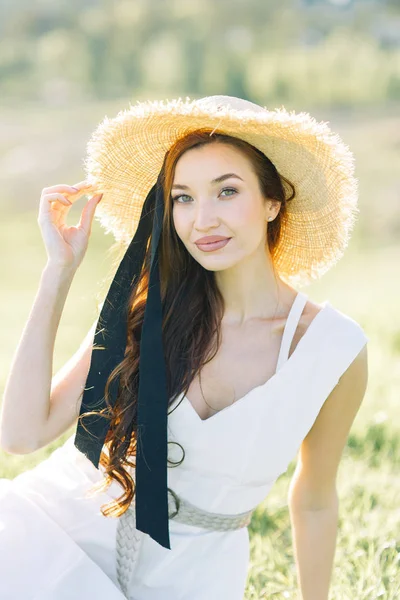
171, 142, 271, 271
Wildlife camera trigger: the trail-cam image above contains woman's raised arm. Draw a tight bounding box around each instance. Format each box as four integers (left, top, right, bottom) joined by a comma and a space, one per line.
0, 181, 102, 453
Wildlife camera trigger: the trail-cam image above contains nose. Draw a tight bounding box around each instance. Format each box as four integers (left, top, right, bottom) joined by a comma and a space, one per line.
193, 200, 220, 230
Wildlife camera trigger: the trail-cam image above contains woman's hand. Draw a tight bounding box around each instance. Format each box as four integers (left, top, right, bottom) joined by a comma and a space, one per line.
38, 180, 103, 271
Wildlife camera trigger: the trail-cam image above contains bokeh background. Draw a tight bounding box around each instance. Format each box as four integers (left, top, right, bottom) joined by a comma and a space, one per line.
0, 1, 399, 598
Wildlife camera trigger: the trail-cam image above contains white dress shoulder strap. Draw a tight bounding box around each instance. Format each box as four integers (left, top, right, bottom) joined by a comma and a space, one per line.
276, 291, 308, 372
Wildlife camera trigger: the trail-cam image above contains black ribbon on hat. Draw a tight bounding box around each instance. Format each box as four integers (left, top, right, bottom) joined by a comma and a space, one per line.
74, 178, 171, 550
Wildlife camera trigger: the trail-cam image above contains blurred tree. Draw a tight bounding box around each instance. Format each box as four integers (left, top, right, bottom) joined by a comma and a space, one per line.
0, 0, 398, 108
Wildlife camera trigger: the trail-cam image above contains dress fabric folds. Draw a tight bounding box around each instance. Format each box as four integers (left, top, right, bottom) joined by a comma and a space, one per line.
0, 291, 369, 599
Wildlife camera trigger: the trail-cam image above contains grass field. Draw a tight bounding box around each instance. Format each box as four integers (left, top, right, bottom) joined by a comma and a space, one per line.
0, 102, 399, 598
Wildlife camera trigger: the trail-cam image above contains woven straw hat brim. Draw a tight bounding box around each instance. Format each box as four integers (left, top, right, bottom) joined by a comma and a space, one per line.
83, 95, 359, 287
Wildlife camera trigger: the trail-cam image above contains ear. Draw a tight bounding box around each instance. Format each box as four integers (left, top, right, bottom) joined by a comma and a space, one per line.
265, 199, 280, 221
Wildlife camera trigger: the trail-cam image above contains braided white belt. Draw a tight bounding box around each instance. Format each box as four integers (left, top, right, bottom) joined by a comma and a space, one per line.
115, 489, 254, 598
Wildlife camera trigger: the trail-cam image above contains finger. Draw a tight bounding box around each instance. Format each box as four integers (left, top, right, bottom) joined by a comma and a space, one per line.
68, 181, 94, 195
71, 180, 93, 190
42, 184, 81, 196
77, 194, 103, 234
39, 193, 72, 223
66, 182, 99, 203
43, 192, 72, 206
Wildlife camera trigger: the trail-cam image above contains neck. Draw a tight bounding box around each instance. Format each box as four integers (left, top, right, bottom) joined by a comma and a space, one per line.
215, 251, 294, 326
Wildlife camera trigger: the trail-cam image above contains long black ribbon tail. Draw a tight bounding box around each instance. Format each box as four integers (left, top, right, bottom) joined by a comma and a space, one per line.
74, 183, 157, 468
135, 181, 171, 549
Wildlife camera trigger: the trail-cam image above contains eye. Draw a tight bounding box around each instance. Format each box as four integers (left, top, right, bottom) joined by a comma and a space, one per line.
220, 187, 238, 197
171, 193, 191, 204
171, 187, 238, 204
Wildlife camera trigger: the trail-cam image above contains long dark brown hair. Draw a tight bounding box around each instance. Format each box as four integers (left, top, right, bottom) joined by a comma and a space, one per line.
79, 128, 296, 517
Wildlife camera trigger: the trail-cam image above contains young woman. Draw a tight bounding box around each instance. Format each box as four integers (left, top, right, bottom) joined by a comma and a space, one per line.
0, 95, 369, 600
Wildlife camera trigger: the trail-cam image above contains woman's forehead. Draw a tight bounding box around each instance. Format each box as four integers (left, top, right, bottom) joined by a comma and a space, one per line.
173, 145, 251, 182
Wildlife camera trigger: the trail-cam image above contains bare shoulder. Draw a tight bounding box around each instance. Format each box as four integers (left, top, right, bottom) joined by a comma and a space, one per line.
302, 298, 326, 328
288, 298, 326, 356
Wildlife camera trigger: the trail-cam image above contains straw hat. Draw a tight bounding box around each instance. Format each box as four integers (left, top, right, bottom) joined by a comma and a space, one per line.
83, 94, 359, 287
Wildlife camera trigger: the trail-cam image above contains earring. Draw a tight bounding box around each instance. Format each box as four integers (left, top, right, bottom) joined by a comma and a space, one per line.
267, 216, 274, 221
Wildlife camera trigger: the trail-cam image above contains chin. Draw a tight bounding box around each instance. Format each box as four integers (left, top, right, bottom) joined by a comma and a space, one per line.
183, 242, 241, 271
196, 255, 240, 272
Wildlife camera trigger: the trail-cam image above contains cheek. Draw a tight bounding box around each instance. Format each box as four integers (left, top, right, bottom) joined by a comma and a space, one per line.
172, 207, 186, 240
231, 200, 265, 235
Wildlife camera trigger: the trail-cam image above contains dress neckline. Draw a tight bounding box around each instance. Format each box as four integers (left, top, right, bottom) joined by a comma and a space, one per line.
171, 294, 331, 425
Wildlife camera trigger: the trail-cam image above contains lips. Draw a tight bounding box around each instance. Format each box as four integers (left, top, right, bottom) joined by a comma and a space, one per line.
195, 235, 230, 244
195, 237, 231, 252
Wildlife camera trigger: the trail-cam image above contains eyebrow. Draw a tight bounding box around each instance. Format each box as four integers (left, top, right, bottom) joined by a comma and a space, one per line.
171, 173, 244, 191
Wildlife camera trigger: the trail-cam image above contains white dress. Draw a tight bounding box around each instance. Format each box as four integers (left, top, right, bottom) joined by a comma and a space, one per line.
0, 291, 369, 600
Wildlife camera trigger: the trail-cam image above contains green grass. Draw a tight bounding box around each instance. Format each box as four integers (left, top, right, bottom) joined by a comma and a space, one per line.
0, 105, 399, 598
